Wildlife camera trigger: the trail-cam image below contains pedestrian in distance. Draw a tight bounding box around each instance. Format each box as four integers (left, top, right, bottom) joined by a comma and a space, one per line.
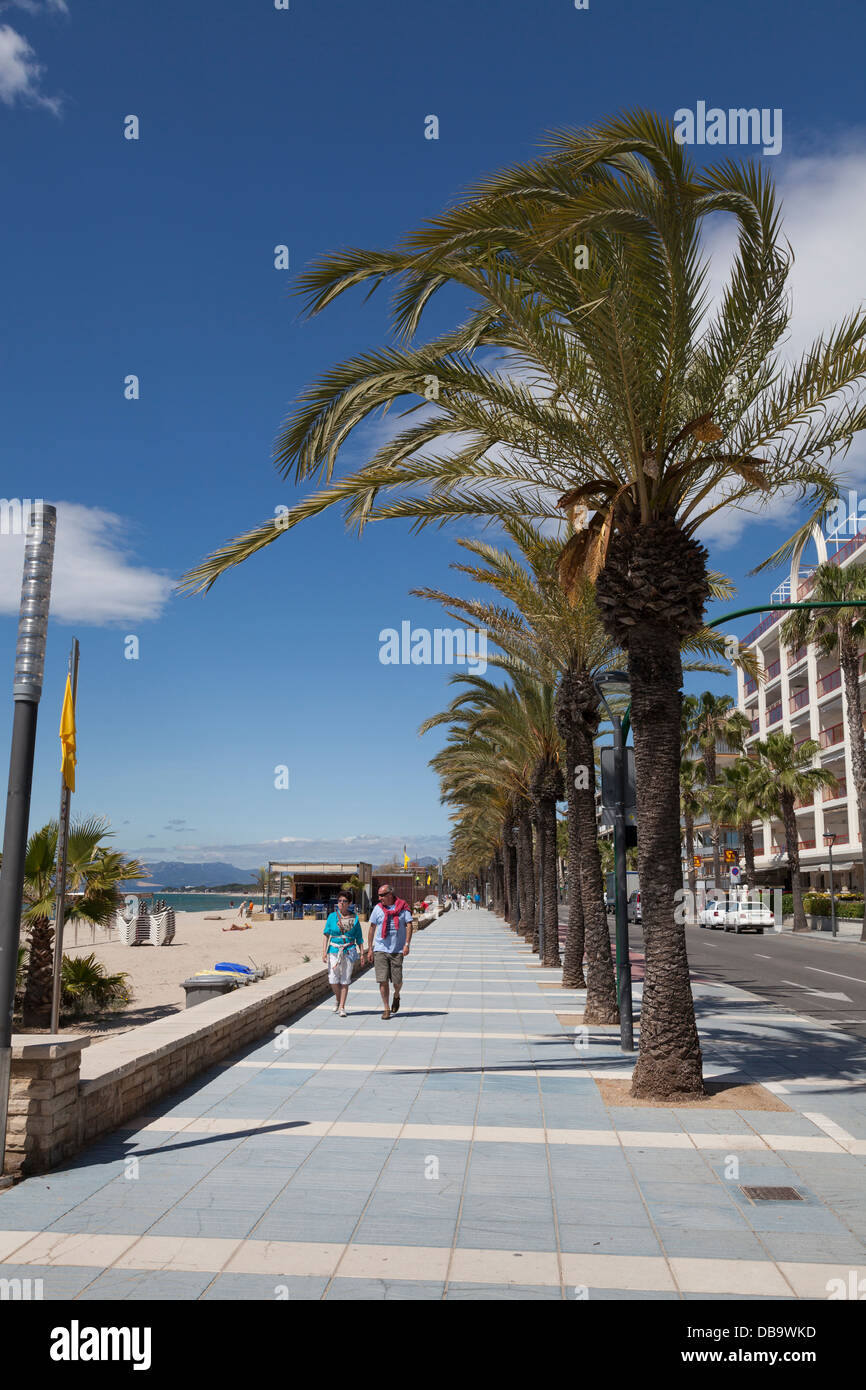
367, 883, 413, 1020
474, 891, 481, 909
323, 892, 364, 1017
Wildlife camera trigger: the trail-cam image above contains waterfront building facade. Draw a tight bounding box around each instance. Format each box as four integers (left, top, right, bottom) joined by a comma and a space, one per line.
735, 526, 866, 892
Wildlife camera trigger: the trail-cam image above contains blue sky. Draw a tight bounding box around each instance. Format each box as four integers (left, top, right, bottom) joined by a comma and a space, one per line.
1, 0, 865, 870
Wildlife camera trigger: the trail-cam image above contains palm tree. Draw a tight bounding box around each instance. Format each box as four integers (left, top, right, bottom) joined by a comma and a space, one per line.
414, 522, 619, 1013
183, 112, 866, 1097
713, 758, 765, 886
425, 669, 565, 967
747, 733, 836, 932
779, 561, 866, 932
254, 864, 269, 912
679, 758, 703, 911
433, 733, 521, 930
20, 818, 145, 1029
683, 694, 753, 884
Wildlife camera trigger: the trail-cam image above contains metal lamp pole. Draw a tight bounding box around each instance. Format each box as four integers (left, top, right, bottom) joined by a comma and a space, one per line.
610, 709, 634, 1051
595, 671, 634, 1053
0, 504, 57, 1180
826, 833, 837, 938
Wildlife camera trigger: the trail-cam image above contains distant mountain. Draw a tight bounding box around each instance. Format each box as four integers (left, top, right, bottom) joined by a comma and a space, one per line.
131, 861, 257, 889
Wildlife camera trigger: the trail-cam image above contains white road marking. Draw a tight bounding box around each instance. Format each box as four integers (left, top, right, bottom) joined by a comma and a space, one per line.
804, 965, 866, 986
780, 979, 851, 1002
755, 954, 771, 959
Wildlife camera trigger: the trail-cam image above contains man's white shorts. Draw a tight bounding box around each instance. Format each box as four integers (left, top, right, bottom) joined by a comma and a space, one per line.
328, 951, 355, 985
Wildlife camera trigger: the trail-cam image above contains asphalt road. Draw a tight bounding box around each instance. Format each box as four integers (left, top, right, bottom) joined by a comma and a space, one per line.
557, 907, 866, 1042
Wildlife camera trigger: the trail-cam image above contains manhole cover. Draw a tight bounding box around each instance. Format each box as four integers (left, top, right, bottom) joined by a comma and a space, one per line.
741, 1186, 803, 1202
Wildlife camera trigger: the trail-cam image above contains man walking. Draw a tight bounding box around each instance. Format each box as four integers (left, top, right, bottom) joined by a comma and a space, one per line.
367, 884, 413, 1020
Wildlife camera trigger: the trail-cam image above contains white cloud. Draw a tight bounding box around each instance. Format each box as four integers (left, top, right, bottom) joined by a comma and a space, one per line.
0, 502, 173, 624
705, 141, 866, 363
698, 142, 866, 549
0, 22, 60, 113
0, 2, 69, 13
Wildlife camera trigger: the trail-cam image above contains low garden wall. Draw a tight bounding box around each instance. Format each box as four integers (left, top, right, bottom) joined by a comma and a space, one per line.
6, 956, 363, 1178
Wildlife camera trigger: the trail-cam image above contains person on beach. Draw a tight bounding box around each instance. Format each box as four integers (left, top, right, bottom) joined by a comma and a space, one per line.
323, 892, 364, 1017
367, 884, 412, 1020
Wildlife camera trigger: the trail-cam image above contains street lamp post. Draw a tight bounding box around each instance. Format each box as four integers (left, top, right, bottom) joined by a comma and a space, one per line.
0, 504, 57, 1181
595, 670, 634, 1053
826, 833, 837, 938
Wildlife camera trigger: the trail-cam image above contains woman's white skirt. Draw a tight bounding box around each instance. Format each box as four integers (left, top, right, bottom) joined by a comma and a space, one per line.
328, 950, 356, 985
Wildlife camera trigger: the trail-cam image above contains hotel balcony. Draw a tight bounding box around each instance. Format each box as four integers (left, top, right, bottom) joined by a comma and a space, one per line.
743, 612, 784, 647
766, 700, 783, 727
823, 775, 847, 803
786, 644, 808, 669
764, 657, 782, 689
789, 686, 810, 718
770, 836, 817, 853
817, 666, 842, 700
818, 721, 845, 752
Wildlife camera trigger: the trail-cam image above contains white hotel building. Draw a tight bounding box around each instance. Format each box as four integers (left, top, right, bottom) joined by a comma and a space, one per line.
735, 525, 866, 892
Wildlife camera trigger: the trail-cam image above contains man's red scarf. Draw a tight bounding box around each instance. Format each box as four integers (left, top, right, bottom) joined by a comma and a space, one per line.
377, 898, 408, 940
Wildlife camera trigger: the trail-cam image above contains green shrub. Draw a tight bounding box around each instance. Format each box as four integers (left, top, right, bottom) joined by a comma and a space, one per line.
804, 892, 830, 912
61, 953, 132, 1015
782, 894, 793, 915
803, 893, 864, 919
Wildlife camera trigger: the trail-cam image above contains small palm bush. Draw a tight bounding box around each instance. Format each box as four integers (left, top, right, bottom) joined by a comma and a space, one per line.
60, 953, 132, 1015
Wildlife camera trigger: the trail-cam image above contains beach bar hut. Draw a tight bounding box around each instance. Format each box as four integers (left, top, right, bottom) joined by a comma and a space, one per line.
267, 861, 373, 917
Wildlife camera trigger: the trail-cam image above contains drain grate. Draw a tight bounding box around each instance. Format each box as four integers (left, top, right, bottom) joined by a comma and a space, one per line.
741, 1185, 803, 1202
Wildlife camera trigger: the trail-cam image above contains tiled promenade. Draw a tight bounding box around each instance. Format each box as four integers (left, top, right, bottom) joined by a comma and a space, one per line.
1, 909, 865, 1300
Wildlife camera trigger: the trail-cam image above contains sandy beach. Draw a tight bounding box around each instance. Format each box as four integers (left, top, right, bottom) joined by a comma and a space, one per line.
60, 909, 362, 1044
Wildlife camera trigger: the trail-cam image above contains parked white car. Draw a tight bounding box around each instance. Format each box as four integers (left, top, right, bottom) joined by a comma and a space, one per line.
697, 897, 772, 934
627, 891, 641, 924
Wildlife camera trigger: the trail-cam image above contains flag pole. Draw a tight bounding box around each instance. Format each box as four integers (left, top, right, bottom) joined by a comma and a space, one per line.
50, 639, 78, 1035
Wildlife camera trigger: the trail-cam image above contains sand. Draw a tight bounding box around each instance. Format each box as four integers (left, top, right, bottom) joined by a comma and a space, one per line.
60, 909, 362, 1044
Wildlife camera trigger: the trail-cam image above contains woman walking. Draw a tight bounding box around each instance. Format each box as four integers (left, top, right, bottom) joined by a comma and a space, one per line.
323, 892, 364, 1017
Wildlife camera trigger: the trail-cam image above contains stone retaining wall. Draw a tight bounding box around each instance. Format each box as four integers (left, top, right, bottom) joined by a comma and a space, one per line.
6, 957, 361, 1178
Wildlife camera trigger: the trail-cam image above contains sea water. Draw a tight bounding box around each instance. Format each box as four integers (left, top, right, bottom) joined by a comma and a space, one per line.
137, 893, 263, 914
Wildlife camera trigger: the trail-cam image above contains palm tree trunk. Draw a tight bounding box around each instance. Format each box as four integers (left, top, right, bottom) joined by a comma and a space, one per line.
492, 849, 504, 914
741, 819, 756, 884
703, 747, 720, 885
539, 793, 561, 968
22, 917, 54, 1029
562, 740, 587, 989
783, 798, 807, 932
517, 807, 535, 940
710, 818, 721, 889
562, 846, 587, 988
573, 723, 618, 1022
685, 814, 696, 919
628, 623, 704, 1099
530, 813, 541, 953
840, 639, 866, 941
504, 818, 519, 929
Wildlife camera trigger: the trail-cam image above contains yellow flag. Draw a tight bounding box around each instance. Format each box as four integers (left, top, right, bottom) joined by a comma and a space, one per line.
60, 674, 76, 792
403, 845, 408, 869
